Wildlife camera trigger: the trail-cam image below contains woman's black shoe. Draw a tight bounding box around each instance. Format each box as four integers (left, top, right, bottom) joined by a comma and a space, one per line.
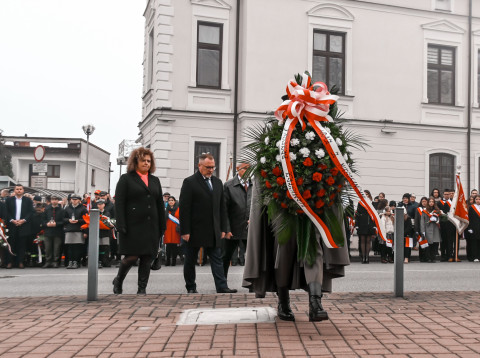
113, 277, 123, 294
277, 287, 295, 321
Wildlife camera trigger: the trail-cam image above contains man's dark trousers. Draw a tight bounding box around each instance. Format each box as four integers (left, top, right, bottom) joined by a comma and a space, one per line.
184, 242, 228, 292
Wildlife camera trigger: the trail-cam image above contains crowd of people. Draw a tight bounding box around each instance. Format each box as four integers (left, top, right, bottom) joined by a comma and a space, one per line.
353, 189, 480, 264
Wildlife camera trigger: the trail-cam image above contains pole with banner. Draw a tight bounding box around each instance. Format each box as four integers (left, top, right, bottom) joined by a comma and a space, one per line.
448, 166, 469, 261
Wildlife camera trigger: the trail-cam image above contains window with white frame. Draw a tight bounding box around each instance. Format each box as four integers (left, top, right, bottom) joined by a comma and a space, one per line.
312, 30, 345, 94
196, 22, 223, 88
427, 44, 455, 105
429, 153, 455, 193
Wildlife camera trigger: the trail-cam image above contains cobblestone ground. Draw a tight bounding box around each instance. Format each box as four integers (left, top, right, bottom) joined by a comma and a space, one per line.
0, 291, 479, 357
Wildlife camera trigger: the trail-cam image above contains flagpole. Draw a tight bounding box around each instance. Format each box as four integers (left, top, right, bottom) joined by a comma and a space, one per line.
455, 230, 459, 262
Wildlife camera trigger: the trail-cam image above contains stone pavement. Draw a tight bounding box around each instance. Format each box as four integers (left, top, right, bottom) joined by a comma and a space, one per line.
0, 291, 479, 358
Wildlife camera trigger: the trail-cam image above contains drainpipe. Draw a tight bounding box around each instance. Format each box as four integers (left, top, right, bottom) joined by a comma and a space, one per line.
467, 0, 472, 193
233, 0, 240, 169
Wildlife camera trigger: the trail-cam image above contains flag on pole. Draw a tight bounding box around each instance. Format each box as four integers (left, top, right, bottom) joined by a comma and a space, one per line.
404, 236, 413, 248
417, 234, 429, 248
448, 172, 469, 234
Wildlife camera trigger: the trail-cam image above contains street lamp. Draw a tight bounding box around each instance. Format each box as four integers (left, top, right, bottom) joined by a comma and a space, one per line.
82, 124, 95, 195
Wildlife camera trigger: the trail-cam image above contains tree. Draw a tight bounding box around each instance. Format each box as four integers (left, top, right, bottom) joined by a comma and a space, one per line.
0, 129, 14, 177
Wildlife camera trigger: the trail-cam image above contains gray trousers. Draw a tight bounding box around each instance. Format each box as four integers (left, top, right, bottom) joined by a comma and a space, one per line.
44, 236, 62, 264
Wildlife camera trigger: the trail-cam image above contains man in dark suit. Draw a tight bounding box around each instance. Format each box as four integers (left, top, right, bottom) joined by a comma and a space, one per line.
180, 153, 237, 294
223, 163, 252, 279
5, 184, 34, 268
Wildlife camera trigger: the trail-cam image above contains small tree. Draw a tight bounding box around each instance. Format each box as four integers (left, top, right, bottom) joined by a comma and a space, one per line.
0, 129, 14, 177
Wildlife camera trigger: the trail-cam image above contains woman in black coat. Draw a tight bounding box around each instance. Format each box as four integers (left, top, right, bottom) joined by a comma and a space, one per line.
113, 147, 166, 295
355, 190, 377, 263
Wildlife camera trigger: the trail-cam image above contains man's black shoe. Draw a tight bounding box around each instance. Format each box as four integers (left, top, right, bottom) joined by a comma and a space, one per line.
187, 289, 198, 293
217, 288, 237, 293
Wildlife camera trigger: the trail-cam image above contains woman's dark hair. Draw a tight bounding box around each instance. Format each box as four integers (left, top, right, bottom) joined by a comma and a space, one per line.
420, 196, 428, 205
168, 196, 176, 202
127, 147, 156, 174
431, 188, 440, 197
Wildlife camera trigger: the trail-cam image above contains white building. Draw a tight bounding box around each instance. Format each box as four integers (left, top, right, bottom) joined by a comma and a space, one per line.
139, 0, 480, 200
3, 136, 111, 195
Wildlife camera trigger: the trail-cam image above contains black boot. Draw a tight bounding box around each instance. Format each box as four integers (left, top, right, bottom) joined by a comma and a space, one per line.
137, 257, 152, 295
308, 282, 329, 322
277, 287, 295, 321
113, 259, 133, 294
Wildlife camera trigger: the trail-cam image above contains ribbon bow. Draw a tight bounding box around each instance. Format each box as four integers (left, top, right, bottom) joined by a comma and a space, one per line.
274, 73, 338, 130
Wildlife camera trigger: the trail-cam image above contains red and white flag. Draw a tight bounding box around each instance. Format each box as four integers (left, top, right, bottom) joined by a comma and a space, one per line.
417, 234, 429, 248
404, 236, 413, 248
448, 173, 469, 234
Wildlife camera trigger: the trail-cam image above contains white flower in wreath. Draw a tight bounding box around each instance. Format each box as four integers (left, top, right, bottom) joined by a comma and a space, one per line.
299, 147, 310, 158
289, 152, 297, 161
276, 140, 282, 149
305, 131, 315, 141
336, 137, 343, 146
325, 127, 331, 134
276, 154, 281, 162
290, 138, 300, 146
278, 119, 285, 126
260, 157, 266, 164
264, 137, 270, 145
344, 153, 349, 161
315, 149, 325, 159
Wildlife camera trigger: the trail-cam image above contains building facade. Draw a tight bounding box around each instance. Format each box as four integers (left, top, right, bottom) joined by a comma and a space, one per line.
140, 0, 480, 200
3, 136, 111, 194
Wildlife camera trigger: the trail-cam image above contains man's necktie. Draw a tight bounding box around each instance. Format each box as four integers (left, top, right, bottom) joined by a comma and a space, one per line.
205, 177, 213, 191
244, 182, 248, 192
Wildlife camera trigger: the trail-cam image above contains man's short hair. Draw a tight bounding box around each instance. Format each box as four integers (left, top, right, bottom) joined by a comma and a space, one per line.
198, 153, 214, 162
14, 184, 24, 189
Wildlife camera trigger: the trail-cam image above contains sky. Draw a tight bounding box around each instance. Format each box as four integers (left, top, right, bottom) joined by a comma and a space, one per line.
0, 0, 146, 192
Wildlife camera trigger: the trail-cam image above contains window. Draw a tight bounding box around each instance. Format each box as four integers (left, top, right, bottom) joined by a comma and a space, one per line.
312, 30, 345, 94
427, 45, 455, 105
91, 169, 96, 186
435, 0, 452, 11
47, 165, 60, 178
196, 22, 222, 88
429, 153, 455, 193
148, 29, 154, 88
194, 142, 220, 177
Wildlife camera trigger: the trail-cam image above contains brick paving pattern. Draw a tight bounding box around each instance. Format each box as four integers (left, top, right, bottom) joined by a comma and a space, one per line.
0, 291, 479, 357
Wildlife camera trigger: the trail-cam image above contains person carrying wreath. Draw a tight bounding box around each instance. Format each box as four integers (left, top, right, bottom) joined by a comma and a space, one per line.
113, 147, 166, 295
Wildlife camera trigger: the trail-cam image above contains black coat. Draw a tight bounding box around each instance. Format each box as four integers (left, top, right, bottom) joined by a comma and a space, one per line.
42, 205, 65, 237
115, 171, 166, 256
224, 175, 252, 241
467, 206, 480, 238
355, 202, 376, 236
0, 201, 6, 221
179, 171, 227, 248
63, 204, 88, 232
5, 196, 34, 236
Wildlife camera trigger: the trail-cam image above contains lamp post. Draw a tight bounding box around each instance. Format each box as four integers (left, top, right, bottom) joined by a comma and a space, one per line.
82, 124, 95, 195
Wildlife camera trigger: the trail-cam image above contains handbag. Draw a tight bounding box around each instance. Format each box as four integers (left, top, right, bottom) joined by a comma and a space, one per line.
151, 248, 162, 270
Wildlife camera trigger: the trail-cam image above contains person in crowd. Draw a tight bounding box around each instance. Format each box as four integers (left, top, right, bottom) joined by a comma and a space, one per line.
5, 184, 33, 269
407, 193, 419, 218
420, 197, 441, 263
63, 194, 87, 269
113, 147, 166, 295
377, 192, 388, 212
355, 190, 376, 264
163, 192, 171, 209
414, 196, 429, 262
466, 195, 480, 262
164, 196, 181, 266
379, 206, 394, 263
438, 189, 457, 262
98, 191, 114, 217
471, 189, 478, 197
431, 188, 441, 203
28, 197, 45, 266
96, 199, 113, 268
397, 198, 414, 263
0, 189, 9, 202
223, 163, 252, 279
0, 199, 7, 267
42, 195, 64, 268
179, 153, 236, 294
91, 190, 101, 209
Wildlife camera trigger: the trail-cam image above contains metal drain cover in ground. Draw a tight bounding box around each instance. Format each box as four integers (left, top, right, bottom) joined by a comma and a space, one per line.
177, 307, 277, 325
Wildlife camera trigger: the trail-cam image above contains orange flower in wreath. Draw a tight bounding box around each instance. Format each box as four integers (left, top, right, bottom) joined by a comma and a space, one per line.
281, 202, 288, 208
330, 167, 339, 176
315, 199, 325, 208
265, 180, 272, 189
302, 190, 312, 200
317, 163, 328, 171
273, 192, 279, 199
276, 177, 285, 186
272, 166, 282, 177
312, 172, 323, 182
261, 170, 267, 178
316, 189, 326, 197
296, 177, 304, 186
326, 176, 335, 186
303, 157, 313, 167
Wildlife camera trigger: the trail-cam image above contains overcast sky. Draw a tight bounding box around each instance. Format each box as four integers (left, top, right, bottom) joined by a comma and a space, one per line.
0, 0, 146, 192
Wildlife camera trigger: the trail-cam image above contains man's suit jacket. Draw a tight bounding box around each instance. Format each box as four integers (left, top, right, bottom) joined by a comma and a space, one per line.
5, 195, 34, 236
224, 175, 252, 241
179, 170, 227, 248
